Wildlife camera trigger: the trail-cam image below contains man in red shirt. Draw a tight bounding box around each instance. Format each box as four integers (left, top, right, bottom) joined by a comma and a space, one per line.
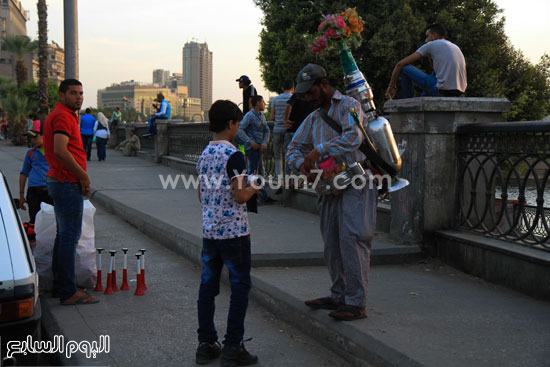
43, 79, 98, 305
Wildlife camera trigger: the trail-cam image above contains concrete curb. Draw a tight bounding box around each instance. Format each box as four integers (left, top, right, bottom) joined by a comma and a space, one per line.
250, 277, 424, 367
89, 189, 426, 366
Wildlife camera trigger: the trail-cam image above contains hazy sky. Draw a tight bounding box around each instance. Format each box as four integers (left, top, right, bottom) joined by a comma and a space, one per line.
21, 0, 549, 109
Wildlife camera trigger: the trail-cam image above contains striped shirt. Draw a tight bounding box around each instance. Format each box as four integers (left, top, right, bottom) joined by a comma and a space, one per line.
286, 90, 366, 170
271, 92, 292, 133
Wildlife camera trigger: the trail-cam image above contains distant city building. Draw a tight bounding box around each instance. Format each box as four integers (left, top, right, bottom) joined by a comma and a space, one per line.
33, 41, 65, 84
169, 72, 184, 89
182, 41, 212, 115
152, 69, 170, 87
0, 0, 33, 82
97, 80, 202, 120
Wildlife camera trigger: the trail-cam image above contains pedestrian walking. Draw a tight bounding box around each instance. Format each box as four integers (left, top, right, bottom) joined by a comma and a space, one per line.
94, 112, 110, 161
80, 108, 95, 161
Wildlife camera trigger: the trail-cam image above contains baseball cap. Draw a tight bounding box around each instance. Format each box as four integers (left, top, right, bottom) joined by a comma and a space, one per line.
294, 64, 327, 94
236, 75, 251, 84
27, 120, 41, 137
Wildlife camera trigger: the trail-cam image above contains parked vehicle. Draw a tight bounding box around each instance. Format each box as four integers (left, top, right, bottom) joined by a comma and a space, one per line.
0, 170, 41, 366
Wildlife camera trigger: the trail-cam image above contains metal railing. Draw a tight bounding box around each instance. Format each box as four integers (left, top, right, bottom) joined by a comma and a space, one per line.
457, 121, 550, 250
165, 121, 278, 176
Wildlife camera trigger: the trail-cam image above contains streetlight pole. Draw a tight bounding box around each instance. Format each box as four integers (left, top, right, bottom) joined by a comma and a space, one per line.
64, 0, 79, 79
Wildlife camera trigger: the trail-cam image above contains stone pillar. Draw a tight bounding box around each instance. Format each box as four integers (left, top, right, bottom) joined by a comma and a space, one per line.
155, 121, 169, 163
383, 97, 510, 246
63, 0, 79, 79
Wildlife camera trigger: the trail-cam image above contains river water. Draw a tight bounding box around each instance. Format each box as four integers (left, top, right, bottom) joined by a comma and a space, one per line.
495, 187, 550, 207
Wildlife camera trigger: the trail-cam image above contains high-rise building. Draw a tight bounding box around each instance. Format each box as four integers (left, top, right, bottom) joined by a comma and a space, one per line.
152, 69, 170, 87
0, 0, 33, 81
182, 41, 212, 115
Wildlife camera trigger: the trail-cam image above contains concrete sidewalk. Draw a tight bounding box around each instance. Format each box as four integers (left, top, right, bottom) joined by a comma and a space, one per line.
2, 141, 550, 366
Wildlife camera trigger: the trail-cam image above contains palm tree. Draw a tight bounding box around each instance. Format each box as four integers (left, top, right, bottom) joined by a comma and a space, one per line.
37, 0, 49, 120
2, 35, 38, 87
4, 92, 35, 145
0, 77, 15, 121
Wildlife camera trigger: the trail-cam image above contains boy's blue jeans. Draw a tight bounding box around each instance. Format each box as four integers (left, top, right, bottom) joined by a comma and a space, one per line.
245, 149, 264, 175
401, 65, 443, 98
47, 181, 83, 301
197, 235, 252, 346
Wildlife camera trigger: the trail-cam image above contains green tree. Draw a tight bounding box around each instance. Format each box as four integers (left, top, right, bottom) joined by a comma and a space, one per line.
255, 0, 550, 121
2, 35, 38, 87
4, 92, 35, 145
19, 80, 60, 112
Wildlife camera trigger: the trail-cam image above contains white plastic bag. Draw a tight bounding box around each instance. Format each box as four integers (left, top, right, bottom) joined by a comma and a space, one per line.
34, 200, 97, 291
34, 202, 56, 291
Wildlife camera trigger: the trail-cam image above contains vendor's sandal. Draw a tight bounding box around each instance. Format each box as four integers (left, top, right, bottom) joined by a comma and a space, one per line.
328, 305, 367, 321
305, 297, 341, 310
61, 290, 99, 305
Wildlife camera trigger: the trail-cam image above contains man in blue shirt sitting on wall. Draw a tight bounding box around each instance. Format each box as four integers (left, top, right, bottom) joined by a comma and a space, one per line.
144, 93, 171, 137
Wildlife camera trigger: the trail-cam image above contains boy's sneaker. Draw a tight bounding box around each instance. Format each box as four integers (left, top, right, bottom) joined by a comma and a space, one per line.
220, 342, 258, 366
195, 341, 221, 365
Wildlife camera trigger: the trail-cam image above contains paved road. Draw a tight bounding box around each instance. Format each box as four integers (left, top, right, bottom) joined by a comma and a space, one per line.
1, 141, 350, 366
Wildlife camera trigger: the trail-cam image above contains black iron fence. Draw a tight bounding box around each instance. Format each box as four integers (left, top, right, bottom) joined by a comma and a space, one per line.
163, 121, 277, 175
457, 122, 550, 250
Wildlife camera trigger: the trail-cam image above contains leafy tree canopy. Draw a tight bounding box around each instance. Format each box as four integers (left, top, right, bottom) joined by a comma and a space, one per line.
255, 0, 550, 121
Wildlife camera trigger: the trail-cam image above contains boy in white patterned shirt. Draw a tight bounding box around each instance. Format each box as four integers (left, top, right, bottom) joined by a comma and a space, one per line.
195, 100, 260, 367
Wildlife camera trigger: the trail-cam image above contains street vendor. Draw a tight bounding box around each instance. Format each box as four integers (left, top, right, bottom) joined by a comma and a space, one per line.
286, 64, 377, 321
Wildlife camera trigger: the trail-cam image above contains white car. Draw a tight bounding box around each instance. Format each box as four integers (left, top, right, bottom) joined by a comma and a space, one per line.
0, 170, 41, 366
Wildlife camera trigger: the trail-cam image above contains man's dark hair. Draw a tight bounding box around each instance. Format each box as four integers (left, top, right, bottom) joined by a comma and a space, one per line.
208, 100, 243, 133
85, 108, 91, 114
251, 95, 263, 108
157, 93, 164, 100
59, 79, 82, 93
283, 80, 294, 91
427, 23, 447, 38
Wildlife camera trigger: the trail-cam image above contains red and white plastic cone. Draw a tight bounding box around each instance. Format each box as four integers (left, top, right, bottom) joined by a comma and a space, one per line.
134, 253, 145, 296
139, 249, 147, 290
104, 252, 115, 295
110, 250, 119, 291
120, 248, 130, 290
94, 248, 104, 292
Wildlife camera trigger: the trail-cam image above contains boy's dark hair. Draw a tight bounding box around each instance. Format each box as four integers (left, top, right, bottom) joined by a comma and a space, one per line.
283, 80, 294, 91
427, 23, 447, 38
85, 108, 91, 113
59, 79, 82, 93
250, 95, 263, 108
208, 100, 243, 133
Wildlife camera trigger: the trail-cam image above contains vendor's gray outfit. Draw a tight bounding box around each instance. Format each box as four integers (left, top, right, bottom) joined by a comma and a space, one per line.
286, 90, 376, 308
319, 186, 376, 307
